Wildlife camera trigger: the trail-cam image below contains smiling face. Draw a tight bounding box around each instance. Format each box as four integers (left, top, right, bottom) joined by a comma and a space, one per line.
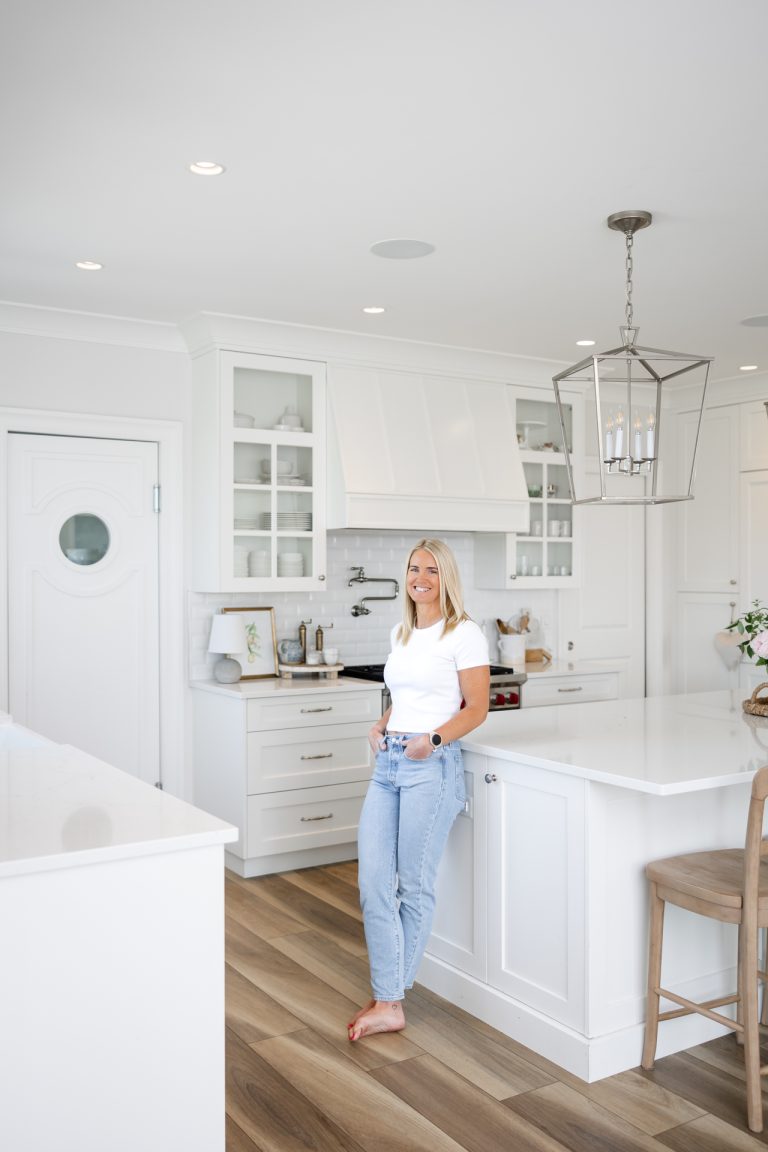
407, 548, 442, 619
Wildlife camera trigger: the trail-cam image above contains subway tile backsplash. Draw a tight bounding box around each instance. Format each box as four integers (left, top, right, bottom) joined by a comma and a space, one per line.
189, 531, 558, 680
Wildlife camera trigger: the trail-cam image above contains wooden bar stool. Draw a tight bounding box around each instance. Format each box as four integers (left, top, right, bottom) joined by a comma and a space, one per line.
642, 764, 768, 1133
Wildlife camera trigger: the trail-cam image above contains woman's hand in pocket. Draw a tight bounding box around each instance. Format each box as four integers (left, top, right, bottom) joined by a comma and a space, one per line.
403, 734, 432, 760
368, 726, 386, 755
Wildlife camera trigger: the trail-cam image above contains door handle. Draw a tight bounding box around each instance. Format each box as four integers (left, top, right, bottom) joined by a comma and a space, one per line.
300, 706, 333, 713
558, 686, 583, 693
484, 773, 497, 784
300, 752, 333, 760
300, 813, 334, 822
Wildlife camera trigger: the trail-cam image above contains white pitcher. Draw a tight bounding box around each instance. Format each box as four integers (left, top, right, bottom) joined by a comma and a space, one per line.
498, 634, 526, 666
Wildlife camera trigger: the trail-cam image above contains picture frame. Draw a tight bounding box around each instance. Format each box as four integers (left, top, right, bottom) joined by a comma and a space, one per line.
221, 606, 278, 680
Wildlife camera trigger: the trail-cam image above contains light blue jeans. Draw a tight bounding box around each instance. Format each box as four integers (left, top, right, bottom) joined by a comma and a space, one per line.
357, 733, 466, 1001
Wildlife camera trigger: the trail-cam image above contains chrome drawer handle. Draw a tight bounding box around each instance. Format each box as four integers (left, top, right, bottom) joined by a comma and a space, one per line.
300, 813, 333, 822
300, 752, 334, 760
558, 686, 583, 693
300, 706, 333, 713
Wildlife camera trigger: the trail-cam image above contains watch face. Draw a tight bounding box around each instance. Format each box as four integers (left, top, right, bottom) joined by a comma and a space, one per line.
431, 733, 442, 747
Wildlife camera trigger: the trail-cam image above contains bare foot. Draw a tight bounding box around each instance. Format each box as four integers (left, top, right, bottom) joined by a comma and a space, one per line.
348, 1000, 405, 1041
347, 999, 375, 1028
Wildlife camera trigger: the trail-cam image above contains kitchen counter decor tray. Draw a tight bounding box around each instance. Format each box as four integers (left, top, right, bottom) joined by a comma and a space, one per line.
743, 682, 768, 717
277, 662, 344, 679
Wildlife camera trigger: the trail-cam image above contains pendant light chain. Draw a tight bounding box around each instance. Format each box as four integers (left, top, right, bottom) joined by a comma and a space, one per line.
625, 228, 634, 332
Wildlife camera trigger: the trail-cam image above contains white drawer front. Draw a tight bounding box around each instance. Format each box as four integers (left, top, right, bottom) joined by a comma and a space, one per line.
247, 723, 372, 793
246, 781, 367, 856
523, 674, 618, 708
246, 690, 380, 732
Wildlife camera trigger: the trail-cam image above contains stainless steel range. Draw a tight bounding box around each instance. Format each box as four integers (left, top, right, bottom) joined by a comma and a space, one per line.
342, 664, 527, 712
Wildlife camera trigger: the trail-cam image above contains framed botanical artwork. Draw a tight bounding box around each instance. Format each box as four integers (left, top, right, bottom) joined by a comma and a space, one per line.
221, 606, 278, 679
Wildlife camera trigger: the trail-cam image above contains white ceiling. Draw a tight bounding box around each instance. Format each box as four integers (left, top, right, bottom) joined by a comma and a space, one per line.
3, 0, 768, 380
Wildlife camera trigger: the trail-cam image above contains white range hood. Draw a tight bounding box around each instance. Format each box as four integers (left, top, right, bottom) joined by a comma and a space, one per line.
327, 365, 530, 533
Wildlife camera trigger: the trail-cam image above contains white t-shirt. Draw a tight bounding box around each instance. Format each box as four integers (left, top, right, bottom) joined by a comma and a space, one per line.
384, 618, 489, 733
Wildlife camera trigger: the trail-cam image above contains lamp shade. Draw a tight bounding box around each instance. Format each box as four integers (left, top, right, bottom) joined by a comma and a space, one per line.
208, 613, 246, 655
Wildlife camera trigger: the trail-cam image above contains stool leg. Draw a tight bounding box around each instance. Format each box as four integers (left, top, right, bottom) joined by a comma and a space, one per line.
737, 922, 745, 1045
743, 920, 763, 1132
642, 881, 665, 1070
761, 927, 768, 1027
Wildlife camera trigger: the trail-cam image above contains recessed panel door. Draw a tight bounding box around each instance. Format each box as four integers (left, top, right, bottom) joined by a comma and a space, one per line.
8, 433, 160, 784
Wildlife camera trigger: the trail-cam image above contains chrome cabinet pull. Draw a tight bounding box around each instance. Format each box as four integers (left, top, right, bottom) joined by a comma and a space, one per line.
484, 773, 497, 784
300, 706, 333, 713
300, 752, 333, 760
300, 813, 333, 822
558, 686, 583, 693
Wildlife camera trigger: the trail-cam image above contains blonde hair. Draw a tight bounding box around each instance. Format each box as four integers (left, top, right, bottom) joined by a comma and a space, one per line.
397, 538, 470, 645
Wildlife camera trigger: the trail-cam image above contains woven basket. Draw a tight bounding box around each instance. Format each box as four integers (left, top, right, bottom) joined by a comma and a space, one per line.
743, 682, 768, 718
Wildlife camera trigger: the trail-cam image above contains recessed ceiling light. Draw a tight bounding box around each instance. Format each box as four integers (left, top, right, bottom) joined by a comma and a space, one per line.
75, 260, 103, 271
576, 339, 596, 346
740, 364, 758, 371
189, 161, 225, 176
370, 238, 435, 259
363, 306, 385, 314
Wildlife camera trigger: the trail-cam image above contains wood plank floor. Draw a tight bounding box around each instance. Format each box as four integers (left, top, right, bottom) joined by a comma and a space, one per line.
225, 862, 768, 1151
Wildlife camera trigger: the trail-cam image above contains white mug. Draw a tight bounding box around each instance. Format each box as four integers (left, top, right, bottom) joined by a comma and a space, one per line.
560, 521, 571, 537
531, 565, 542, 577
323, 647, 339, 665
531, 520, 543, 537
549, 520, 561, 537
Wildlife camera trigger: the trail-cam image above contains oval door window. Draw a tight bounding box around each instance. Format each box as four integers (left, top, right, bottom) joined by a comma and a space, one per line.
59, 514, 110, 565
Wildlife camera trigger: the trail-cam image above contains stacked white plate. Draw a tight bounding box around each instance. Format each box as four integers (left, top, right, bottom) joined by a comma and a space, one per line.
277, 551, 304, 577
261, 512, 312, 530
233, 546, 249, 576
233, 476, 261, 485
234, 517, 260, 530
248, 551, 270, 577
234, 411, 255, 428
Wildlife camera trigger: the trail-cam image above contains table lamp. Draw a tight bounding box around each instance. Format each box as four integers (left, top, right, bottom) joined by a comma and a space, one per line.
208, 613, 245, 683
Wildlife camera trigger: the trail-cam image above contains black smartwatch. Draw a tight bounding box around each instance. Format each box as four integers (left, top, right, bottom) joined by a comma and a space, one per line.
429, 731, 443, 749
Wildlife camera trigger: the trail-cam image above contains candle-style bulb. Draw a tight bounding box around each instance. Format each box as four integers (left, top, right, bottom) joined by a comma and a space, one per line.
646, 411, 656, 459
614, 409, 625, 457
604, 416, 615, 461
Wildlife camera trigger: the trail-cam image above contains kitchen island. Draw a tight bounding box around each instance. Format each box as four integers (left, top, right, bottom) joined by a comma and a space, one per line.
0, 714, 237, 1152
422, 689, 768, 1082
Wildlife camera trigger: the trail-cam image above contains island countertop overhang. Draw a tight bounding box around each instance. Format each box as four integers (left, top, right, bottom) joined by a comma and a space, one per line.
459, 689, 768, 795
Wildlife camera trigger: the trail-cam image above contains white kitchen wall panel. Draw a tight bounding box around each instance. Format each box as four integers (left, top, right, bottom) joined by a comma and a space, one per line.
676, 406, 740, 594
739, 470, 768, 611
740, 400, 768, 471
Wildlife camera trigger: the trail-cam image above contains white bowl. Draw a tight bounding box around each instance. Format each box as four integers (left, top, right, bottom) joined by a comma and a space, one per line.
275, 459, 292, 475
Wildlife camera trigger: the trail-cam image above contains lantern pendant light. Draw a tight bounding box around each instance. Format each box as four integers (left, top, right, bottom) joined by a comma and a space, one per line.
553, 211, 713, 505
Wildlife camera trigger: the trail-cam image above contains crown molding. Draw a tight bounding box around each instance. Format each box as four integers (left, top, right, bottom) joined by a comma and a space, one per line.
0, 301, 185, 353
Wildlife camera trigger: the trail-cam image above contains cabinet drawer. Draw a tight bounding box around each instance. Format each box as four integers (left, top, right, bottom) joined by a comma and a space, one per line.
247, 723, 372, 792
246, 781, 367, 857
523, 674, 618, 708
246, 690, 380, 732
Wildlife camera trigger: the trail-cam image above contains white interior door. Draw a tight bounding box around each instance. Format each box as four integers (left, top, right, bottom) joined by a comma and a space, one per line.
8, 433, 160, 784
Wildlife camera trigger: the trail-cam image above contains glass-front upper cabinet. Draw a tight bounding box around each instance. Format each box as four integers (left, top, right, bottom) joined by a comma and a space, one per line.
475, 387, 581, 589
190, 350, 326, 591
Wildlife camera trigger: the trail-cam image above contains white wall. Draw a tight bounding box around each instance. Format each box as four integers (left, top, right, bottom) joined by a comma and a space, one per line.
189, 530, 558, 680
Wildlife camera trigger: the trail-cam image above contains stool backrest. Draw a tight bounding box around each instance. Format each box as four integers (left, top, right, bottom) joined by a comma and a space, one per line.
744, 765, 768, 929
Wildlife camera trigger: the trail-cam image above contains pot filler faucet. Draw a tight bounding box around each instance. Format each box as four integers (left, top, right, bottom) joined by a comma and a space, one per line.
348, 566, 399, 616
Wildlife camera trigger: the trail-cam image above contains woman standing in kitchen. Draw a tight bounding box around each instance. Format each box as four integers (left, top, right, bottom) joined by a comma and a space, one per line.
349, 538, 490, 1041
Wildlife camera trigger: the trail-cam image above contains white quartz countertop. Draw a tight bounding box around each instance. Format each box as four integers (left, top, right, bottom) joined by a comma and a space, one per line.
191, 675, 383, 698
0, 716, 237, 879
461, 690, 768, 794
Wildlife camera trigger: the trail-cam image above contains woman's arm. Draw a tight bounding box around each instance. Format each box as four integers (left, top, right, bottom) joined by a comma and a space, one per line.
404, 665, 490, 759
